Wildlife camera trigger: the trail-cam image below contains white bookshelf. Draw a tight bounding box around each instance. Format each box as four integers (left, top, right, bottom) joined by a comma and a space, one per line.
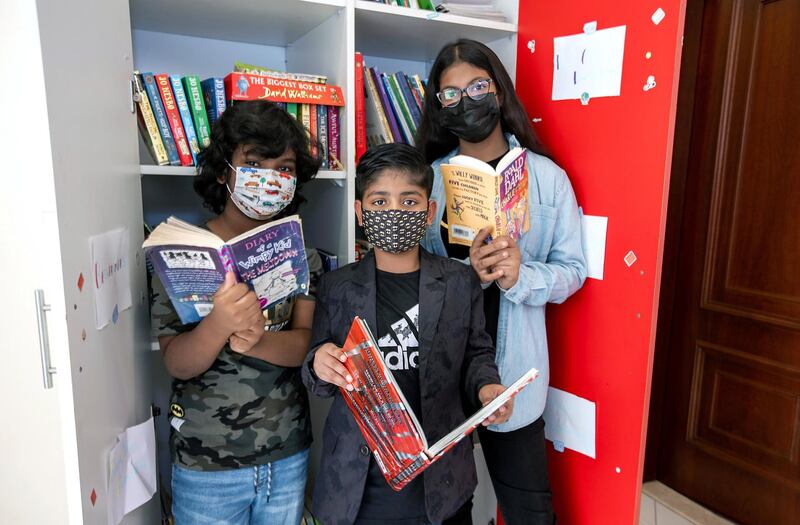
132, 0, 518, 265
130, 4, 518, 512
355, 1, 516, 62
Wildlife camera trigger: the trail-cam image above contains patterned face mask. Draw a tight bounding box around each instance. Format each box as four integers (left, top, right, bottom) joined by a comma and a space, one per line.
361, 209, 429, 253
226, 163, 297, 220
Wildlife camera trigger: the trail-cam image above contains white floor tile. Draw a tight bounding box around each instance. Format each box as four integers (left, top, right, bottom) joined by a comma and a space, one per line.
640, 493, 656, 525
657, 503, 695, 525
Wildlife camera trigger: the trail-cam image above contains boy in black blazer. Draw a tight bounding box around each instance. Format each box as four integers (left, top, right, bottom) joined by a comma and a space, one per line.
302, 144, 512, 525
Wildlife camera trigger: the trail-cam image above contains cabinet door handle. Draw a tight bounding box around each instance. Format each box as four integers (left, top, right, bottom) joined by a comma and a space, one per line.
34, 289, 56, 389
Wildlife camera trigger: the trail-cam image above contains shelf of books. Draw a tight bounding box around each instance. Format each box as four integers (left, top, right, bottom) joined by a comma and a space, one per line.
131, 0, 353, 268
355, 1, 518, 153
131, 0, 519, 267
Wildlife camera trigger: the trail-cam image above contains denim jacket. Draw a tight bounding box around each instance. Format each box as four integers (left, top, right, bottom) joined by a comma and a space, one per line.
421, 134, 587, 431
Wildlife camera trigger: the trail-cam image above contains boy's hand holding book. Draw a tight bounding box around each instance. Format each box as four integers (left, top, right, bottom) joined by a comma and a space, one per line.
469, 227, 522, 289
207, 272, 265, 349
313, 343, 356, 391
478, 383, 514, 426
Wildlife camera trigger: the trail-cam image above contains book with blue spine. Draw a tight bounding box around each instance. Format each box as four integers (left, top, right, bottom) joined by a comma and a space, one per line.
143, 214, 310, 325
318, 105, 329, 170
381, 73, 415, 145
369, 67, 403, 143
170, 75, 200, 165
201, 77, 227, 125
142, 72, 180, 166
394, 72, 422, 128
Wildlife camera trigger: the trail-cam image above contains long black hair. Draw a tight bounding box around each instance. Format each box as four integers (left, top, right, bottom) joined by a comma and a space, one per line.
194, 100, 320, 217
416, 39, 548, 163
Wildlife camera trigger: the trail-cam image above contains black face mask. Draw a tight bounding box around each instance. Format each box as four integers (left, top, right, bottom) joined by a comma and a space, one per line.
438, 93, 501, 143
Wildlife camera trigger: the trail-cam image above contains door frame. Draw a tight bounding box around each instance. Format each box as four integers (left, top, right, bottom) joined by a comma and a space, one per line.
643, 0, 707, 482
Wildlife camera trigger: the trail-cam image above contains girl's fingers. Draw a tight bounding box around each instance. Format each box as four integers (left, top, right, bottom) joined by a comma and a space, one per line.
480, 267, 505, 283
478, 252, 510, 270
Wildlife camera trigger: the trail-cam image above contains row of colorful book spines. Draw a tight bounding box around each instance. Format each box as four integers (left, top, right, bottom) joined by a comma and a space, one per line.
364, 66, 427, 147
137, 72, 220, 167
137, 73, 341, 169
280, 102, 342, 171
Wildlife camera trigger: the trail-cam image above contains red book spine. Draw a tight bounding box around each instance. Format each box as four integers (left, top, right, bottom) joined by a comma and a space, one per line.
309, 104, 318, 160
354, 52, 367, 163
156, 74, 193, 166
329, 107, 341, 170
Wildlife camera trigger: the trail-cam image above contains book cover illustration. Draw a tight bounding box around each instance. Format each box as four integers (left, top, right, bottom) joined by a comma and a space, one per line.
144, 215, 309, 325
148, 246, 227, 324
441, 148, 530, 246
339, 317, 537, 490
226, 218, 309, 310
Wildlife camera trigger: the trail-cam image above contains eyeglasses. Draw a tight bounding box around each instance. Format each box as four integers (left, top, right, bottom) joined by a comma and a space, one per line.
436, 78, 493, 108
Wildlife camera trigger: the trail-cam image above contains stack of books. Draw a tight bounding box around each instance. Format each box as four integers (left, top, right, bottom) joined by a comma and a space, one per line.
354, 53, 427, 152
134, 63, 344, 170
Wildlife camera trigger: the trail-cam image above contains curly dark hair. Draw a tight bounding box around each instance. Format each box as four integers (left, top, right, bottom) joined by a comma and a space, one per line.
194, 100, 321, 217
416, 39, 549, 163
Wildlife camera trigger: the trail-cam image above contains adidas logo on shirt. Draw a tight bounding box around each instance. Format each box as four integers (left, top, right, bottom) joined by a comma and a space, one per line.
378, 304, 419, 371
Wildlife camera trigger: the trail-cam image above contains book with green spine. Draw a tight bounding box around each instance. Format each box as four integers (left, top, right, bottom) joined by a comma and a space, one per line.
183, 76, 211, 149
384, 73, 416, 144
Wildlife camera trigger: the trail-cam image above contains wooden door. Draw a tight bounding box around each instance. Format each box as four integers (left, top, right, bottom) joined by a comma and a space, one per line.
656, 1, 800, 523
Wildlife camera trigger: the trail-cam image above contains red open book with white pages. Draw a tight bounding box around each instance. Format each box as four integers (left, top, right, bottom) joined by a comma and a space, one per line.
339, 317, 538, 491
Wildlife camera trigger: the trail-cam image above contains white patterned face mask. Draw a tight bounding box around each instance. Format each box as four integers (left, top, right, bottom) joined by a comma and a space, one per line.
226, 162, 297, 220
361, 209, 429, 253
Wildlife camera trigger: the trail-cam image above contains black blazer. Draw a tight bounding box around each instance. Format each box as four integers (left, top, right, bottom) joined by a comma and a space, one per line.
302, 248, 501, 524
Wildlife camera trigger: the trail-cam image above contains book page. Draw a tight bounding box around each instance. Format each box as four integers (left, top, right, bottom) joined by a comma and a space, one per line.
427, 367, 539, 459
143, 216, 224, 250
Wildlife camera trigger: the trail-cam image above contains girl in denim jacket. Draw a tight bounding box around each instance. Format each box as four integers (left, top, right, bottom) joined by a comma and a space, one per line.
417, 39, 587, 525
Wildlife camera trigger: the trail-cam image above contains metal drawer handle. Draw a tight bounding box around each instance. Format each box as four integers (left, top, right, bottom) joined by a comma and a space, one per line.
34, 289, 57, 389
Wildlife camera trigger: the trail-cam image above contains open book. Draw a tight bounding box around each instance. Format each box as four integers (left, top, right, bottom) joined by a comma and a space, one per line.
440, 147, 530, 246
340, 317, 538, 491
143, 215, 309, 325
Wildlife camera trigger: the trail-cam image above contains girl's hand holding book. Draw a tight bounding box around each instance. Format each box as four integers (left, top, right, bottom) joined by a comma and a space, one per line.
207, 272, 264, 338
490, 235, 521, 290
478, 384, 514, 426
313, 343, 355, 391
470, 227, 515, 285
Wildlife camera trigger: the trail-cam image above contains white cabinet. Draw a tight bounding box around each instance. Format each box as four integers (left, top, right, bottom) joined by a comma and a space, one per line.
0, 1, 518, 523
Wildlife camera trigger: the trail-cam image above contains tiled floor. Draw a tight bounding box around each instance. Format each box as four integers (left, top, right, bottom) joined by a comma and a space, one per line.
640, 482, 738, 525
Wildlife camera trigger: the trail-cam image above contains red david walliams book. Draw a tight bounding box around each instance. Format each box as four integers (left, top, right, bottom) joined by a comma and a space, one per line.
338, 316, 538, 491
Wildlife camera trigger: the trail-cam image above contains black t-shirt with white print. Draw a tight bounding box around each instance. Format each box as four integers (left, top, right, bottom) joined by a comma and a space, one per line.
356, 269, 427, 524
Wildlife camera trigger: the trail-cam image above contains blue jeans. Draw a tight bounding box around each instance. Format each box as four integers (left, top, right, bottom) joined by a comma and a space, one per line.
171, 449, 309, 525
